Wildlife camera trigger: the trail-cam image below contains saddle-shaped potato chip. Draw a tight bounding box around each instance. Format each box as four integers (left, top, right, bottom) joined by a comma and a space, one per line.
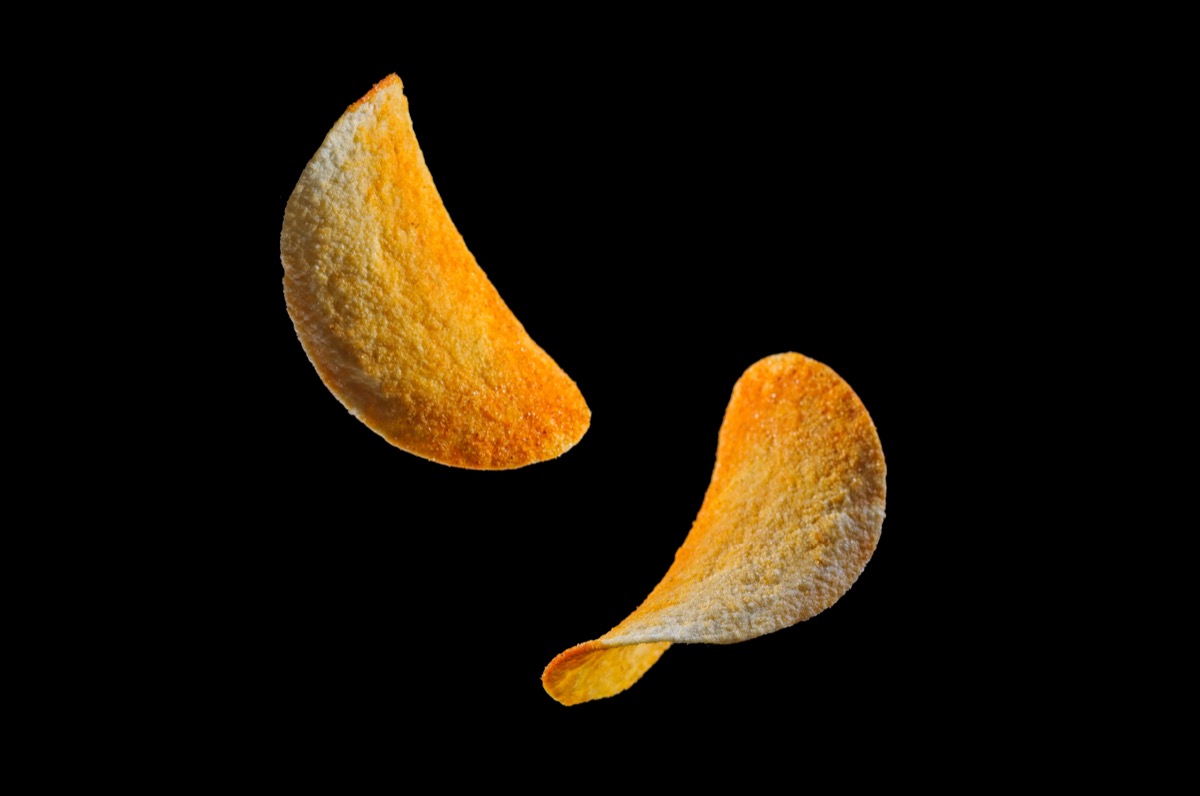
281, 75, 590, 469
543, 353, 886, 704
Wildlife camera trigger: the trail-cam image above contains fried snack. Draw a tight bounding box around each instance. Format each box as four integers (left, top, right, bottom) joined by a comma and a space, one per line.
281, 75, 590, 469
543, 352, 886, 704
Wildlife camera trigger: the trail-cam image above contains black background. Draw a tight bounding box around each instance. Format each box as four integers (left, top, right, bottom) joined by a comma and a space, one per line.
193, 47, 1010, 758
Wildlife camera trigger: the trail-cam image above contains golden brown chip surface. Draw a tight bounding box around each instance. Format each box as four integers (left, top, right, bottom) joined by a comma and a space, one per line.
281, 75, 590, 469
542, 352, 886, 705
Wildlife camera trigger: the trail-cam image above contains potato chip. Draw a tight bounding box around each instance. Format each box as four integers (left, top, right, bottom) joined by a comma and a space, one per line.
281, 75, 590, 469
542, 353, 886, 704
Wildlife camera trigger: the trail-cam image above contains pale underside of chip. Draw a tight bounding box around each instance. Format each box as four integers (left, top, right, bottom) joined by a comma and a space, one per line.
281, 75, 590, 469
542, 352, 886, 705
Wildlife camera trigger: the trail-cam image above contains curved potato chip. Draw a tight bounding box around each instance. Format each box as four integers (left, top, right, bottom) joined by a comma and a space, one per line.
281, 75, 590, 469
542, 352, 886, 704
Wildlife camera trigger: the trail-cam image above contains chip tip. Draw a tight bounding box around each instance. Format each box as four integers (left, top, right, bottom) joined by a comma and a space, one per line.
347, 73, 402, 113
542, 640, 671, 706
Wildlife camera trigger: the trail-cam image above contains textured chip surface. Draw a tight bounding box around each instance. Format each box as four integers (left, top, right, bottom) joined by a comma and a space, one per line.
543, 352, 886, 704
281, 75, 590, 469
